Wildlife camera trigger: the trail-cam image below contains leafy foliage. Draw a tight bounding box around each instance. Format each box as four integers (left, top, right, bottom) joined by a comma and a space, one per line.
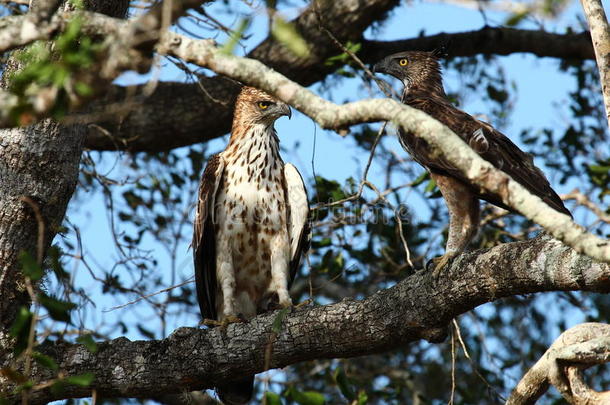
7, 16, 102, 125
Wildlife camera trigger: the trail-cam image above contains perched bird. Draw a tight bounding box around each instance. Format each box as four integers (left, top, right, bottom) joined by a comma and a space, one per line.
193, 86, 310, 404
373, 51, 571, 275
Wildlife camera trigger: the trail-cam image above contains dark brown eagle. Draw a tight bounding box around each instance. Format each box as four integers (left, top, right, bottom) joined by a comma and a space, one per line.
373, 51, 571, 274
193, 86, 310, 404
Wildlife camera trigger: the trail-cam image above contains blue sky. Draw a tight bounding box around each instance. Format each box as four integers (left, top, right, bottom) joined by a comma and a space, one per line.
33, 1, 609, 402
60, 0, 607, 343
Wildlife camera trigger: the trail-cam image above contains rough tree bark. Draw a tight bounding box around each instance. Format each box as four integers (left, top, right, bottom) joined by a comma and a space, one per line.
1, 235, 608, 403
0, 0, 130, 359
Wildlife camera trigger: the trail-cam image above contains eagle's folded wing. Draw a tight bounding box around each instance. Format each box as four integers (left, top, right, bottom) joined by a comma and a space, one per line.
193, 153, 225, 320
403, 96, 571, 217
284, 163, 310, 285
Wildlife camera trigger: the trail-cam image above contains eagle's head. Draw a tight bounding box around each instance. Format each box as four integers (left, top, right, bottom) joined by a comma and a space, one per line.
234, 86, 291, 128
373, 51, 444, 96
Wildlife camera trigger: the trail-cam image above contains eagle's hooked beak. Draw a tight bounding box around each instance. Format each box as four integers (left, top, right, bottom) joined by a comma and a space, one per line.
278, 102, 292, 119
372, 58, 391, 76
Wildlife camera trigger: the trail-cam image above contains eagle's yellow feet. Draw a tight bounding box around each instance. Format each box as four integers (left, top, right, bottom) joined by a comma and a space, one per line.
294, 299, 312, 309
266, 298, 310, 313
427, 251, 458, 279
202, 315, 245, 328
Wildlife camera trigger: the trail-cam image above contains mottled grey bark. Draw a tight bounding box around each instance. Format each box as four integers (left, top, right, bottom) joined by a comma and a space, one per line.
0, 120, 85, 353
0, 0, 129, 363
1, 236, 608, 404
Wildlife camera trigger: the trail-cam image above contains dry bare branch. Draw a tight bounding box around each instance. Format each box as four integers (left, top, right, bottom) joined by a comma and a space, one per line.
507, 322, 610, 404
580, 0, 610, 129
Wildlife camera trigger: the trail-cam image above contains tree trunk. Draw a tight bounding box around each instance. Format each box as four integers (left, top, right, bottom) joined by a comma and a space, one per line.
0, 0, 129, 361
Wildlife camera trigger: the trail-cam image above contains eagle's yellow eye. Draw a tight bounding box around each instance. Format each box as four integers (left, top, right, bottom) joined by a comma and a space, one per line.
399, 58, 408, 66
258, 101, 272, 109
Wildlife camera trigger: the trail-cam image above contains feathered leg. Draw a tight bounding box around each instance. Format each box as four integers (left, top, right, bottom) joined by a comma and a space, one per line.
212, 237, 244, 326
269, 232, 292, 308
429, 173, 480, 278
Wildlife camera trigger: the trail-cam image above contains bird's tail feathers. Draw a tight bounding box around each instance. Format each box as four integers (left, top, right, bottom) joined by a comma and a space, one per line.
217, 375, 254, 405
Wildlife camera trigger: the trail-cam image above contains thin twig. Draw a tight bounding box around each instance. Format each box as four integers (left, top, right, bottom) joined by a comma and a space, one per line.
449, 328, 456, 405
103, 277, 195, 312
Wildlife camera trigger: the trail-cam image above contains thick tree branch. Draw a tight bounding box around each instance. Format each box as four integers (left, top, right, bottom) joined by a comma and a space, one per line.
0, 1, 596, 151
580, 0, 610, 129
155, 33, 610, 264
85, 27, 596, 152
361, 27, 595, 62
3, 236, 608, 403
0, 0, 62, 53
507, 323, 610, 404
81, 78, 240, 152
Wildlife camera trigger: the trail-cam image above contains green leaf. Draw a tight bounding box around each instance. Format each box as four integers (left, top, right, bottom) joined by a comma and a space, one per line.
287, 387, 325, 405
325, 41, 361, 66
487, 85, 508, 103
221, 17, 251, 55
38, 292, 76, 323
19, 251, 43, 281
74, 82, 93, 97
333, 367, 355, 400
264, 391, 282, 405
271, 307, 290, 334
50, 380, 66, 396
588, 164, 610, 174
312, 237, 332, 248
76, 334, 98, 353
424, 178, 437, 194
64, 372, 94, 387
505, 10, 529, 26
9, 307, 33, 355
264, 0, 277, 9
47, 246, 69, 280
357, 390, 368, 405
67, 0, 85, 9
32, 351, 58, 371
410, 171, 429, 187
17, 380, 34, 392
271, 16, 310, 58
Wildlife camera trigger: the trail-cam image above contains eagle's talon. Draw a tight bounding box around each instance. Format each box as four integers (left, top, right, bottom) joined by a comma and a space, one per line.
427, 252, 457, 279
294, 298, 312, 309
203, 315, 245, 328
202, 318, 223, 327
